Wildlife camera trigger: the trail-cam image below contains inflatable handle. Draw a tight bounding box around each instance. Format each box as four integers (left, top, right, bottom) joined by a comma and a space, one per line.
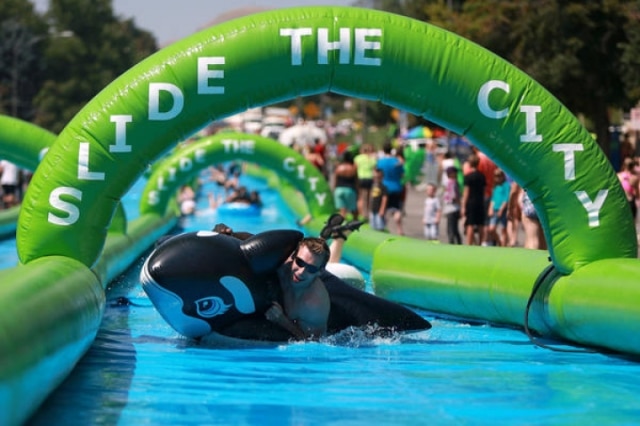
241, 230, 303, 274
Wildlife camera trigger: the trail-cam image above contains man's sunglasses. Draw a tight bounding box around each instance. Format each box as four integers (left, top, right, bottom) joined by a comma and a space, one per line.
293, 256, 321, 274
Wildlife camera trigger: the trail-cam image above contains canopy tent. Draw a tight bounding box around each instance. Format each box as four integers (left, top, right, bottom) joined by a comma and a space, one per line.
278, 123, 327, 147
402, 125, 433, 139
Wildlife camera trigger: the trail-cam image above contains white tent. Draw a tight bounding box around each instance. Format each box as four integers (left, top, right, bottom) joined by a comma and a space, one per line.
278, 123, 327, 147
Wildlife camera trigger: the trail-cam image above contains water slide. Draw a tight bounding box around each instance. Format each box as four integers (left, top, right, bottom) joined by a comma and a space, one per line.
1, 7, 638, 425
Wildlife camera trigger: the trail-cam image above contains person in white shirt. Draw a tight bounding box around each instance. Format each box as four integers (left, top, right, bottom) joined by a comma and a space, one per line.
422, 183, 441, 240
0, 160, 20, 208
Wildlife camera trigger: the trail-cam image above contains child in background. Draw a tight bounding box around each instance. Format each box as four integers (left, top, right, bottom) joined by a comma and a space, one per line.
486, 169, 510, 246
369, 168, 388, 231
178, 184, 196, 216
442, 166, 462, 244
422, 183, 441, 240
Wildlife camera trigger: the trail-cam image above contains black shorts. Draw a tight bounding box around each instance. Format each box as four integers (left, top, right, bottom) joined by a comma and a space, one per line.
2, 184, 16, 196
358, 178, 373, 190
386, 192, 403, 211
465, 202, 486, 226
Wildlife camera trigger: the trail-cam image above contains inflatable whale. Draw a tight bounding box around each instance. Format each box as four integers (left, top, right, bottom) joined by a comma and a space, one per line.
141, 229, 431, 341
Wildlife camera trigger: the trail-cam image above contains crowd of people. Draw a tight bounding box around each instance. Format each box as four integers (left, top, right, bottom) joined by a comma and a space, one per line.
309, 132, 639, 251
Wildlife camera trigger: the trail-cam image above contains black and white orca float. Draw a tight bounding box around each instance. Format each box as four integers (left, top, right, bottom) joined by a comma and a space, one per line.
141, 229, 431, 341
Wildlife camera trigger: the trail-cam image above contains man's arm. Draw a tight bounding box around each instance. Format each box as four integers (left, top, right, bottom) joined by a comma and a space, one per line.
461, 185, 469, 217
212, 223, 253, 240
265, 290, 330, 341
379, 193, 388, 216
265, 302, 307, 340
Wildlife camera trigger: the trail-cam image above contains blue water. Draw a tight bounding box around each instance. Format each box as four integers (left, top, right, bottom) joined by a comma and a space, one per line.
0, 237, 18, 268
8, 172, 639, 425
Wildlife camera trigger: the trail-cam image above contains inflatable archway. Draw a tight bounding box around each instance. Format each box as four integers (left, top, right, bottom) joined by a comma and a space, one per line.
0, 116, 56, 239
16, 6, 635, 273
0, 115, 56, 169
140, 132, 334, 217
0, 116, 128, 240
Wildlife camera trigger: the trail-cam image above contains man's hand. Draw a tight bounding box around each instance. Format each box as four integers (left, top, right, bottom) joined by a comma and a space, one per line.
265, 301, 285, 322
265, 302, 306, 340
212, 223, 233, 234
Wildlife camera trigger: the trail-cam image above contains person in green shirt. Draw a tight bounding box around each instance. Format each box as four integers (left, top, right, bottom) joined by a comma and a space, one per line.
353, 143, 378, 218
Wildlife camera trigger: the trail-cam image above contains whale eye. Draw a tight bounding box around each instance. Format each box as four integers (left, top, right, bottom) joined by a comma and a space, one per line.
195, 297, 232, 318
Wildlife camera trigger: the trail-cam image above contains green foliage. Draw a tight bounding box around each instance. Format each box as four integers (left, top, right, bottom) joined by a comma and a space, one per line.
619, 1, 640, 101
0, 0, 48, 119
378, 0, 640, 154
32, 0, 157, 133
354, 0, 409, 15
0, 0, 157, 132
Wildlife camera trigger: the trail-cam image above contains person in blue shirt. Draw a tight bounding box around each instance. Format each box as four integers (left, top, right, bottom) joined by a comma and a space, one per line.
376, 142, 405, 235
486, 169, 511, 246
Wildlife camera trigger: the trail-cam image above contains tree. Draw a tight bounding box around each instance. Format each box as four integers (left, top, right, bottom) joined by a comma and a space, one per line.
501, 1, 633, 156
33, 0, 157, 133
424, 1, 640, 155
354, 1, 640, 155
354, 0, 412, 15
619, 1, 640, 102
0, 0, 48, 119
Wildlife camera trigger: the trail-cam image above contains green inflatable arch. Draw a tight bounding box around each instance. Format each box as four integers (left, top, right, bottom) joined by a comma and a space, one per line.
140, 132, 334, 217
0, 116, 56, 239
16, 6, 636, 274
0, 115, 56, 169
0, 116, 128, 240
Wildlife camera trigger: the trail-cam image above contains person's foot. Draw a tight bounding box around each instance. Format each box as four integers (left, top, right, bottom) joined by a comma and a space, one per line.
329, 220, 365, 240
320, 213, 345, 239
340, 220, 365, 232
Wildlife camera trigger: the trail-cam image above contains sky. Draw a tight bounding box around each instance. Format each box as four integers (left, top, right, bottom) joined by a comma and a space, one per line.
32, 0, 357, 46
